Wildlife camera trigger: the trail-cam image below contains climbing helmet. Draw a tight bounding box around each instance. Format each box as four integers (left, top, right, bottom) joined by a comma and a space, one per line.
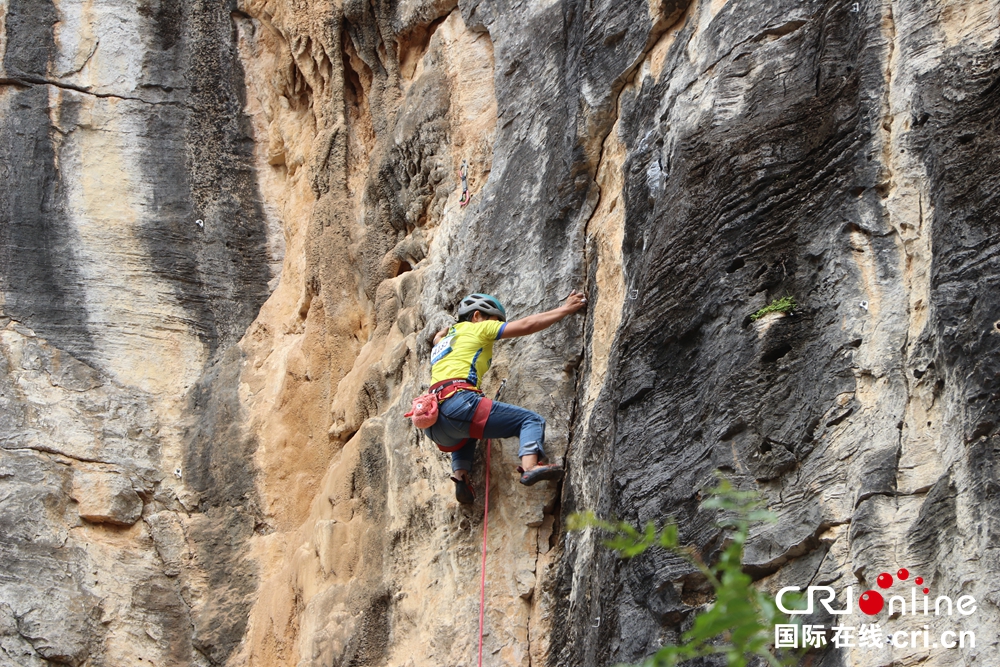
457, 293, 507, 321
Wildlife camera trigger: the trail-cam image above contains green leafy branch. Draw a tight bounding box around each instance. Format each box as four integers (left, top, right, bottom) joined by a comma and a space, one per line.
568, 476, 799, 667
750, 296, 797, 322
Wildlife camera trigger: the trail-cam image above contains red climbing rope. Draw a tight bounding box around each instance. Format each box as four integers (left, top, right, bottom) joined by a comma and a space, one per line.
477, 379, 505, 667
477, 435, 491, 667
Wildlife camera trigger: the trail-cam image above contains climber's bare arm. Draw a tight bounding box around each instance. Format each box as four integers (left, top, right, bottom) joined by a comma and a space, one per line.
500, 291, 587, 338
433, 327, 450, 345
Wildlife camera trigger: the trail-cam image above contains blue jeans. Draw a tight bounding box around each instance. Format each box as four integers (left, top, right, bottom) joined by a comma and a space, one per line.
423, 391, 546, 472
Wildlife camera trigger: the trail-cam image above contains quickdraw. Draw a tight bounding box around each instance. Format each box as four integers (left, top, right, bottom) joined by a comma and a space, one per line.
459, 159, 472, 207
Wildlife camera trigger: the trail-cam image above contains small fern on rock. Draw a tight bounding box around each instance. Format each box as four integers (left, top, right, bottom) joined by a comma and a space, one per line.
750, 296, 797, 322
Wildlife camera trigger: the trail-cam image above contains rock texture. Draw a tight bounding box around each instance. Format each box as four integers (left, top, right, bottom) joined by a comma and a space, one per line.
1, 0, 274, 664
2, 0, 999, 666
556, 1, 1000, 665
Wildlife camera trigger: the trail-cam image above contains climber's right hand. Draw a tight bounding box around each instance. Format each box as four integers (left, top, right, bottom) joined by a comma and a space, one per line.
500, 291, 588, 338
563, 290, 588, 313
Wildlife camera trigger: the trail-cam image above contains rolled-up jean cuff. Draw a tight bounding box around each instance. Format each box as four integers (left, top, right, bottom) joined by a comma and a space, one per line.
518, 440, 544, 459
452, 454, 473, 472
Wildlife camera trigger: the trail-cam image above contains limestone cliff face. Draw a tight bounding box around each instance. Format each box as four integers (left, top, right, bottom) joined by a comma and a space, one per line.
1, 0, 999, 666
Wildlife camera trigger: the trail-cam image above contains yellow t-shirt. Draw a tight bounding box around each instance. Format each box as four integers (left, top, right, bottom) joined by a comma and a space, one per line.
430, 320, 506, 388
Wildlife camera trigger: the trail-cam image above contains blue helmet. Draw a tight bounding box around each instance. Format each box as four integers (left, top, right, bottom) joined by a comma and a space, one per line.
457, 293, 506, 321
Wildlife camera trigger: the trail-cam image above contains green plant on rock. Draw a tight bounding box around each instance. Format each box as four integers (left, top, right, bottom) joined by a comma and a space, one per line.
567, 476, 798, 667
750, 296, 797, 322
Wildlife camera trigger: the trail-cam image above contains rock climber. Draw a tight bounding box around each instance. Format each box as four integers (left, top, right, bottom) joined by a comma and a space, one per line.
424, 291, 587, 504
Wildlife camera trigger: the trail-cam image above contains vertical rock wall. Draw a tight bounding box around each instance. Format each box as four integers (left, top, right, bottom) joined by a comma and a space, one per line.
556, 1, 1000, 666
1, 0, 275, 664
1, 0, 999, 666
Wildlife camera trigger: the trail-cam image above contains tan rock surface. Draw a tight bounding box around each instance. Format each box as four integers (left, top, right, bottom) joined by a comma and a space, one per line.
72, 468, 143, 526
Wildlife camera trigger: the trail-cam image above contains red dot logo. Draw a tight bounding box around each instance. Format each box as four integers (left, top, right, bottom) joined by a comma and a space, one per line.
923, 588, 930, 594
877, 573, 893, 589
897, 568, 909, 580
915, 577, 924, 585
859, 590, 884, 615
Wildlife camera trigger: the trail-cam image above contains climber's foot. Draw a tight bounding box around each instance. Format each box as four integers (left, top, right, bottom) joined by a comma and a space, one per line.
451, 474, 476, 504
519, 464, 563, 486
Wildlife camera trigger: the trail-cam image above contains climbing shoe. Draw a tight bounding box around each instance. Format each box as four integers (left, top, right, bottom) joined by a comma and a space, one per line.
519, 464, 564, 487
451, 476, 476, 504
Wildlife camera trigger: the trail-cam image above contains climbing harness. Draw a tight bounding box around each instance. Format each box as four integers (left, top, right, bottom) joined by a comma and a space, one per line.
459, 159, 472, 207
415, 379, 494, 452
477, 379, 506, 667
405, 379, 491, 451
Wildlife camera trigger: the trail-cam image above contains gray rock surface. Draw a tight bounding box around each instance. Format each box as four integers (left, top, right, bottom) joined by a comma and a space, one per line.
555, 1, 1000, 665
1, 0, 273, 664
